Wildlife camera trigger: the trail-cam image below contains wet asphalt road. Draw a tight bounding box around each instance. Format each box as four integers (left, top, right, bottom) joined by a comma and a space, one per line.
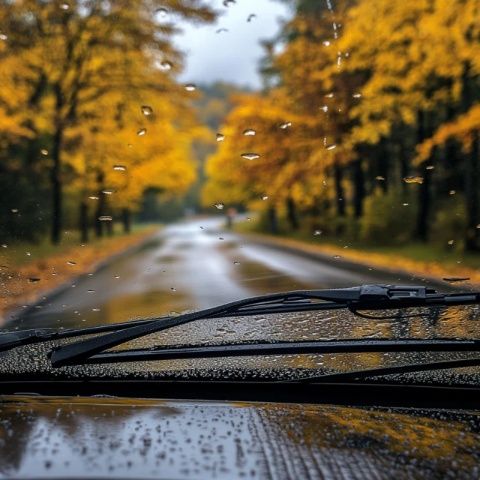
13, 217, 429, 329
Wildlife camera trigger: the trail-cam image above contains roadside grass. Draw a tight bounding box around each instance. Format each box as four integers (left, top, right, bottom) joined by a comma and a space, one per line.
234, 218, 480, 283
0, 223, 160, 323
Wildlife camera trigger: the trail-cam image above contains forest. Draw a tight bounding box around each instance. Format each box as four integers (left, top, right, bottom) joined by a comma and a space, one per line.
0, 0, 215, 245
204, 0, 480, 252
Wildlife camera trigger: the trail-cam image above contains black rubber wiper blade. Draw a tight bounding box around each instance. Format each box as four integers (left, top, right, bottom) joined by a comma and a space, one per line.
50, 284, 480, 368
76, 338, 480, 365
300, 357, 480, 384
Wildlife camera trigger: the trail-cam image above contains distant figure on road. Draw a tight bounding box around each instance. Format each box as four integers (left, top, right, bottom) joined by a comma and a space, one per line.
226, 208, 237, 229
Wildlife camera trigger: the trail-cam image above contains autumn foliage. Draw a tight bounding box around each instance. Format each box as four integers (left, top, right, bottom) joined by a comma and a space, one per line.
204, 0, 480, 251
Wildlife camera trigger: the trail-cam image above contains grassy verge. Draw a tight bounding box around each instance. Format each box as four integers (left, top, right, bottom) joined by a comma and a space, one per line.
235, 219, 480, 286
0, 224, 159, 323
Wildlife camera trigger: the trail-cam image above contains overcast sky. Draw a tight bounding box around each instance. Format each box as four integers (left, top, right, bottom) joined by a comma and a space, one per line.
174, 0, 292, 89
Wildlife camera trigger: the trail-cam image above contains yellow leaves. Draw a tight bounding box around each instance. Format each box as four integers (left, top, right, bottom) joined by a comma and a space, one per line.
416, 104, 480, 164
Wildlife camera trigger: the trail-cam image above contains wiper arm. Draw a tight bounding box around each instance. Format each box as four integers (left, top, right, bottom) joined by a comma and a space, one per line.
50, 284, 480, 368
72, 338, 480, 365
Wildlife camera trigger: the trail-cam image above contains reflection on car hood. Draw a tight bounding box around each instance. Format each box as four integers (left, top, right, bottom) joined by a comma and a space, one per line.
0, 395, 478, 479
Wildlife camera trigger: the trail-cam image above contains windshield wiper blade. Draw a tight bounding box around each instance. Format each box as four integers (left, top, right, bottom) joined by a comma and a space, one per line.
300, 357, 480, 384
75, 338, 480, 365
50, 284, 480, 367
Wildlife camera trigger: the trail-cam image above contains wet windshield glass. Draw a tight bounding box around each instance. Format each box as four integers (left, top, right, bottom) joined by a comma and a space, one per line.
0, 1, 479, 383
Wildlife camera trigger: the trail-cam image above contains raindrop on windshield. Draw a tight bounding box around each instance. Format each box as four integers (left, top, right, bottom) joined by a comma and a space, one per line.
184, 83, 197, 92
88, 196, 99, 200
448, 239, 455, 245
314, 230, 322, 236
449, 190, 456, 195
67, 261, 77, 266
137, 128, 147, 136
443, 277, 470, 283
102, 189, 115, 195
352, 93, 362, 98
279, 122, 292, 130
141, 105, 153, 116
40, 149, 49, 156
0, 33, 8, 41
159, 60, 173, 71
326, 144, 337, 151
156, 7, 168, 17
262, 195, 269, 201
320, 105, 329, 112
113, 165, 127, 172
376, 176, 385, 181
216, 133, 225, 142
216, 28, 229, 34
214, 203, 225, 210
403, 176, 424, 184
243, 129, 256, 136
98, 216, 113, 222
241, 152, 260, 160
223, 0, 235, 6
28, 277, 41, 283
60, 3, 70, 10
322, 40, 331, 46
325, 92, 334, 98
247, 14, 257, 22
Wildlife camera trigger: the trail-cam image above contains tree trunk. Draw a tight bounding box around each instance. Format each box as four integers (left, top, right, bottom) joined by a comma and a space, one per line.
415, 111, 431, 242
122, 208, 131, 234
50, 125, 64, 245
333, 164, 345, 217
267, 206, 279, 234
286, 197, 300, 230
106, 216, 114, 237
465, 131, 480, 251
352, 159, 365, 218
95, 172, 106, 238
79, 200, 89, 244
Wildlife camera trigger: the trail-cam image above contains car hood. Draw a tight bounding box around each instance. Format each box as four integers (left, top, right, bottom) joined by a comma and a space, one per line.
0, 395, 478, 479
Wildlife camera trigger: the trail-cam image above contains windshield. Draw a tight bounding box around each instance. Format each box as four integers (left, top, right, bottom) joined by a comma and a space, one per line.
0, 0, 479, 384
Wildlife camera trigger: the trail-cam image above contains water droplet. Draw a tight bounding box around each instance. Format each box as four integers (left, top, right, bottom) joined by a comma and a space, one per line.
375, 176, 385, 181
40, 149, 49, 156
1, 244, 7, 248
88, 196, 99, 200
141, 105, 153, 116
170, 287, 177, 292
279, 122, 292, 130
333, 255, 342, 260
216, 28, 228, 34
247, 14, 257, 22
443, 277, 470, 283
114, 275, 120, 279
67, 261, 77, 266
322, 40, 331, 46
476, 224, 480, 229
159, 60, 173, 71
449, 190, 456, 195
0, 33, 8, 41
325, 92, 334, 98
98, 216, 113, 222
25, 251, 31, 256
28, 277, 41, 283
402, 203, 409, 206
243, 129, 256, 136
87, 289, 95, 293
60, 3, 70, 10
113, 165, 127, 172
11, 208, 18, 213
426, 165, 435, 170
352, 93, 362, 98
223, 0, 235, 6
326, 144, 337, 151
448, 240, 455, 245
92, 308, 100, 312
214, 203, 225, 210
102, 189, 115, 195
403, 176, 424, 184
320, 105, 329, 113
262, 195, 269, 201
156, 7, 168, 17
137, 128, 147, 136
184, 83, 196, 92
218, 237, 224, 241
241, 152, 260, 160
233, 261, 241, 265
314, 230, 322, 236
216, 133, 225, 142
